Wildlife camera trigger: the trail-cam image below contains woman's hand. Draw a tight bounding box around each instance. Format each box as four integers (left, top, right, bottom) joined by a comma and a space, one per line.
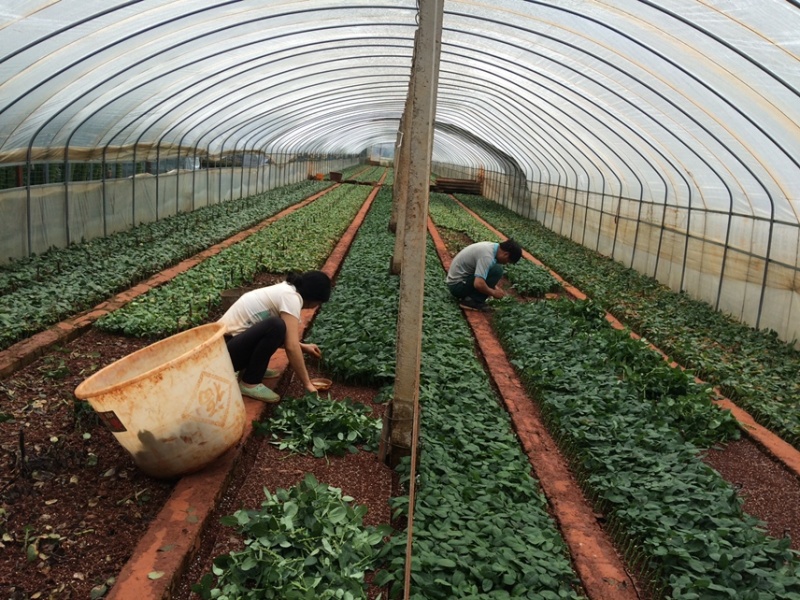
304, 381, 319, 395
301, 343, 322, 359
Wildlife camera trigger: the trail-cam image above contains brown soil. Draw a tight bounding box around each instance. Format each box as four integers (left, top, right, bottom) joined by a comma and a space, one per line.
702, 438, 800, 547
0, 329, 174, 599
433, 210, 800, 554
0, 268, 397, 600
435, 226, 473, 257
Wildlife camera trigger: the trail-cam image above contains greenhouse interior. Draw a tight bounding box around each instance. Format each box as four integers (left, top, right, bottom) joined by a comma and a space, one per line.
2, 1, 800, 599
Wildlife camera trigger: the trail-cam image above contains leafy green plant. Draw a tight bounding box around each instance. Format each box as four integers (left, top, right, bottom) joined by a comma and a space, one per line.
97, 184, 370, 337
504, 261, 561, 297
254, 393, 382, 457
21, 524, 63, 564
348, 166, 387, 183
429, 193, 560, 297
312, 189, 584, 599
36, 354, 71, 380
493, 299, 800, 598
428, 192, 499, 244
0, 180, 331, 350
192, 474, 392, 600
457, 193, 800, 450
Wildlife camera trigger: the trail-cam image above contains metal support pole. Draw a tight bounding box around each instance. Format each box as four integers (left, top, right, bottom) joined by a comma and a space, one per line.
390, 114, 406, 233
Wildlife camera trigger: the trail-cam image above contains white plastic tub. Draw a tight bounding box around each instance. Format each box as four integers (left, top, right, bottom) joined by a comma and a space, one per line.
75, 322, 245, 479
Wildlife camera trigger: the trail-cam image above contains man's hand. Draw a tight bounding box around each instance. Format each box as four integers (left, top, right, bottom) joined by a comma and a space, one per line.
473, 276, 505, 300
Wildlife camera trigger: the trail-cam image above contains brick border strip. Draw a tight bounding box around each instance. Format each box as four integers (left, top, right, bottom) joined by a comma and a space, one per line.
0, 186, 336, 379
450, 196, 800, 483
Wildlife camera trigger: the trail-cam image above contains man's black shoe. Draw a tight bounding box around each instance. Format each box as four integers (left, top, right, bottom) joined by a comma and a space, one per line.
459, 297, 491, 312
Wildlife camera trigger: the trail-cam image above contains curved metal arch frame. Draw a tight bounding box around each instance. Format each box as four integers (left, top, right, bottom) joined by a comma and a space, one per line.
501, 0, 799, 324
435, 50, 683, 273
442, 13, 779, 317
60, 35, 415, 149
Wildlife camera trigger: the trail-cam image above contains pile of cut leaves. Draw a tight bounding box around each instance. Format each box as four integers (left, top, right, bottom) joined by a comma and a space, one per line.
192, 474, 391, 600
254, 393, 382, 457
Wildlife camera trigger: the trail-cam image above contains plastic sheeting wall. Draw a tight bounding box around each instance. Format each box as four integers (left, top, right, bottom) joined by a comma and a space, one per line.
475, 177, 800, 349
0, 158, 354, 262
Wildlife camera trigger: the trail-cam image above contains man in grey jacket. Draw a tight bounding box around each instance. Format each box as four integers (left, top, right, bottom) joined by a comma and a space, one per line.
446, 239, 522, 311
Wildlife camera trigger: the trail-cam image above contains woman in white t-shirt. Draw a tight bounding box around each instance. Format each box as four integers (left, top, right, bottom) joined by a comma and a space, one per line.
218, 270, 331, 403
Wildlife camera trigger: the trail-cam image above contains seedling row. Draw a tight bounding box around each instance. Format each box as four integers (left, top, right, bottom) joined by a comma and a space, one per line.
0, 180, 332, 350
309, 188, 584, 598
454, 193, 800, 450
96, 183, 371, 338
4, 175, 800, 599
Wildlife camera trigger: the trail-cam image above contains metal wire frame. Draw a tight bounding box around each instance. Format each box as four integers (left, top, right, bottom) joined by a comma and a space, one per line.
496, 1, 799, 326
442, 13, 789, 327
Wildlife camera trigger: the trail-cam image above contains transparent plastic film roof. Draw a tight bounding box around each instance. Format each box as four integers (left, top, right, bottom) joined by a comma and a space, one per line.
1, 0, 800, 343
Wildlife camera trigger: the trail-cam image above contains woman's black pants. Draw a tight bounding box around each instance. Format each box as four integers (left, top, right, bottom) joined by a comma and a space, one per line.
224, 316, 286, 385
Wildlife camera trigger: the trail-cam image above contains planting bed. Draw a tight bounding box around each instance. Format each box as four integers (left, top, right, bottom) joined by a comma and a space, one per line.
452, 194, 800, 451
0, 180, 379, 599
3, 176, 800, 599
172, 358, 396, 600
429, 195, 800, 554
0, 329, 171, 599
429, 194, 800, 597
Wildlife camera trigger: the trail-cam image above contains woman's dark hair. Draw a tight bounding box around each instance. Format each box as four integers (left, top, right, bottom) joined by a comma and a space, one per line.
286, 270, 331, 303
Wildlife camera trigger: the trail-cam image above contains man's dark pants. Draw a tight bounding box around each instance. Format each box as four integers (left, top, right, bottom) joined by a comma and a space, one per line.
447, 264, 503, 304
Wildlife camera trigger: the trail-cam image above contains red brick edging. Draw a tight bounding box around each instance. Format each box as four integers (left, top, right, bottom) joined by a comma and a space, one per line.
451, 197, 800, 483
0, 187, 336, 379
